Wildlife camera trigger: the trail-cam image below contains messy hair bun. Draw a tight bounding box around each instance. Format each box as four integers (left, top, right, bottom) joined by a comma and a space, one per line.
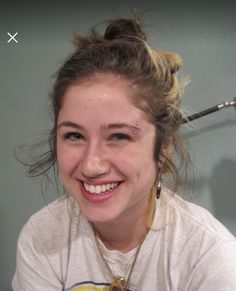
104, 18, 147, 41
161, 51, 182, 74
72, 17, 146, 50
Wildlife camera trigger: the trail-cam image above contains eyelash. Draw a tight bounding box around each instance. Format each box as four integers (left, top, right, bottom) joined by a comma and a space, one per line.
63, 132, 84, 141
110, 133, 131, 141
62, 132, 132, 142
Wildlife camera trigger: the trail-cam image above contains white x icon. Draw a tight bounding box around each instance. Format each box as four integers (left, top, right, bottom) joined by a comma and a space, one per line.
7, 32, 18, 43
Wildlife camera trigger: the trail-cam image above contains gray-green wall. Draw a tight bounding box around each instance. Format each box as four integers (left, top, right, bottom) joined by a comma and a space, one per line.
1, 0, 236, 289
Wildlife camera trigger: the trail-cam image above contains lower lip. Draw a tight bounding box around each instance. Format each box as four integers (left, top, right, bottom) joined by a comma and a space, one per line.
79, 182, 121, 203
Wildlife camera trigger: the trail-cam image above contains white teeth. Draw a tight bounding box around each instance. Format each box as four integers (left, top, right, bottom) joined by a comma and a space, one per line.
84, 183, 89, 191
95, 186, 101, 194
90, 185, 95, 193
84, 182, 119, 195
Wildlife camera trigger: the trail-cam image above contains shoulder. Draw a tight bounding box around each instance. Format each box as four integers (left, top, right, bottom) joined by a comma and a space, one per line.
153, 188, 236, 267
26, 195, 73, 232
152, 189, 236, 288
156, 188, 235, 242
18, 195, 81, 253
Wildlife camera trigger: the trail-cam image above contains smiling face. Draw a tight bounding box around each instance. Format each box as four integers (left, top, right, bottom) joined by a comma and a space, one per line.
56, 75, 157, 224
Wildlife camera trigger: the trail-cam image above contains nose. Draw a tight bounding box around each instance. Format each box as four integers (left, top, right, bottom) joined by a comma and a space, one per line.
80, 144, 110, 179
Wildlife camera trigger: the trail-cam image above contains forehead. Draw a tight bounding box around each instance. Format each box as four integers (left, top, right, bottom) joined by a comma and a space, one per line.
63, 74, 130, 102
58, 75, 153, 130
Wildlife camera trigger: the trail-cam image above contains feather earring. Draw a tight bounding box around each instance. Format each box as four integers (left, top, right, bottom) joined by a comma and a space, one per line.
156, 172, 163, 199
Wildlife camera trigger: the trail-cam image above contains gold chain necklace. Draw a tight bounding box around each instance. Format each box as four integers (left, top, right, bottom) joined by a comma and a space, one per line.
93, 227, 148, 291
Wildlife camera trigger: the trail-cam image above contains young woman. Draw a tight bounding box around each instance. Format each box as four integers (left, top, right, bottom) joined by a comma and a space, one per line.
12, 18, 236, 291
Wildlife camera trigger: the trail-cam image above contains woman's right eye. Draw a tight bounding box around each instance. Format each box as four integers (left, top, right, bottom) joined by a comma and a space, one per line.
63, 132, 84, 141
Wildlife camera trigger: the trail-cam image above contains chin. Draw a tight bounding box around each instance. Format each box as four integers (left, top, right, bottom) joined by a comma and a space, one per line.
80, 206, 121, 224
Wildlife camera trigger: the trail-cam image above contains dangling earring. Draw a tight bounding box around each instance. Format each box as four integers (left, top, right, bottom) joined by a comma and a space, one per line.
156, 171, 163, 199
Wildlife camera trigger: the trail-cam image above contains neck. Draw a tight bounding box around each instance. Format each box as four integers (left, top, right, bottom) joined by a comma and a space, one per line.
92, 201, 151, 253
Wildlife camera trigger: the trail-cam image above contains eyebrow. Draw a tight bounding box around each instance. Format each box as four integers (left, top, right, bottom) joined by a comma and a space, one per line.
57, 121, 142, 134
57, 121, 84, 130
102, 123, 142, 134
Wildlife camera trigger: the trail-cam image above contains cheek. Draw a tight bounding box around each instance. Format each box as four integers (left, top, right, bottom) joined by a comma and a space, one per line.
57, 144, 80, 176
112, 148, 156, 178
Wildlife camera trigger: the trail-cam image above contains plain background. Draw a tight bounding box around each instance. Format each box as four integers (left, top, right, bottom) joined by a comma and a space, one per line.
0, 0, 236, 289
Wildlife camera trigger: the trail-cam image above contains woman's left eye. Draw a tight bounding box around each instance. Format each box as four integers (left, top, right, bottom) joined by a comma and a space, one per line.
110, 133, 131, 141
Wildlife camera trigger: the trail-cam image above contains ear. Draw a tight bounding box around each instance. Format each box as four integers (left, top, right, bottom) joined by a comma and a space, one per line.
162, 139, 173, 157
157, 139, 173, 173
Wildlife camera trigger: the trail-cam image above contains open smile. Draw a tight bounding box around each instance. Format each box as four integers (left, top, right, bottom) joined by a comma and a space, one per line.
83, 182, 121, 195
78, 180, 123, 203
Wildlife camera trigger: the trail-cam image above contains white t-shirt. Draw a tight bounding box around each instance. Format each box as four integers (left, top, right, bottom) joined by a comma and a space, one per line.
12, 189, 236, 291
